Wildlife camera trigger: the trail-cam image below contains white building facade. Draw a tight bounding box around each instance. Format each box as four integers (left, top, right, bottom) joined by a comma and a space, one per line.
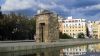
58, 16, 87, 38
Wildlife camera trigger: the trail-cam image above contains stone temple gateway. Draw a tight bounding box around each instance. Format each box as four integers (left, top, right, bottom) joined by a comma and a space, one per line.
35, 10, 59, 42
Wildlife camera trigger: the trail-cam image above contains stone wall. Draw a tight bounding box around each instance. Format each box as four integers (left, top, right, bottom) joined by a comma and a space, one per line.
0, 39, 100, 52
35, 10, 59, 42
48, 14, 59, 42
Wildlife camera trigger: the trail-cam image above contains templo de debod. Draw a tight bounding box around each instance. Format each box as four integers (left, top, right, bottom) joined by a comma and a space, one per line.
35, 10, 59, 42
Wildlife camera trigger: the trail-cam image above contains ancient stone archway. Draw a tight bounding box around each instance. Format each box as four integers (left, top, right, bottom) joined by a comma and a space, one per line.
39, 23, 45, 42
35, 10, 59, 42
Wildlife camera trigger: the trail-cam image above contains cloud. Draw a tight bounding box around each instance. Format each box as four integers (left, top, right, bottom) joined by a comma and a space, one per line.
72, 0, 100, 8
1, 0, 34, 11
1, 0, 59, 11
74, 4, 100, 16
1, 0, 100, 21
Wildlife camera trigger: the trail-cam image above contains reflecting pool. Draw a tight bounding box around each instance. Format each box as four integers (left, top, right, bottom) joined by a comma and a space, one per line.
1, 43, 100, 56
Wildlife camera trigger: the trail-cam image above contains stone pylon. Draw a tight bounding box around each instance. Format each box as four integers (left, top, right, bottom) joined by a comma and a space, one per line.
35, 10, 59, 42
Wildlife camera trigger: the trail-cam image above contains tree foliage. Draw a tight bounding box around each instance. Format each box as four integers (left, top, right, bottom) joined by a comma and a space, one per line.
59, 32, 73, 39
77, 33, 85, 39
0, 13, 36, 40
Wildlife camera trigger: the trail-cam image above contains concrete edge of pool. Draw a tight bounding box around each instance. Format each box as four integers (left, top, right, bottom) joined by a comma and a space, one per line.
0, 39, 100, 52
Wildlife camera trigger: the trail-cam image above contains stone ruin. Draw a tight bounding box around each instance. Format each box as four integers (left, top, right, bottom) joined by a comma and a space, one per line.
35, 10, 59, 42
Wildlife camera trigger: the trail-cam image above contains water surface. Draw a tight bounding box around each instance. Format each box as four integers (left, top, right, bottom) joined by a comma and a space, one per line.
1, 43, 100, 56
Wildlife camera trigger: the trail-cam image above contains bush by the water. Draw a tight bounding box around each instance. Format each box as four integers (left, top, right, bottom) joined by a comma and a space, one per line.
59, 32, 73, 39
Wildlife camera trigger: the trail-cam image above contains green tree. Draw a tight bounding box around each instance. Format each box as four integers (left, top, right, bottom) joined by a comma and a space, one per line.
59, 32, 73, 39
0, 6, 3, 19
77, 33, 85, 39
29, 18, 36, 39
0, 12, 36, 40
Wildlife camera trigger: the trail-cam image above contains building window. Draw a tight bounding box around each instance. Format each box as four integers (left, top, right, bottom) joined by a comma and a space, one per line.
69, 21, 71, 22
79, 23, 80, 25
72, 20, 74, 22
69, 24, 71, 26
79, 49, 81, 51
66, 30, 68, 32
76, 49, 78, 51
70, 33, 71, 35
66, 24, 68, 27
62, 21, 65, 23
75, 20, 78, 22
73, 33, 75, 35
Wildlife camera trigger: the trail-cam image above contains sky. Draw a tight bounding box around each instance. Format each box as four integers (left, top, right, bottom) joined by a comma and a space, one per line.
0, 0, 100, 21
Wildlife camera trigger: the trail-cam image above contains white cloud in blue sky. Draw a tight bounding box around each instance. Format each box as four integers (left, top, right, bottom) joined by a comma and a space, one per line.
1, 0, 60, 11
1, 0, 34, 11
1, 0, 100, 20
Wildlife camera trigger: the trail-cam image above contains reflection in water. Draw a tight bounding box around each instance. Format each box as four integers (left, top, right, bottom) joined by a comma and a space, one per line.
61, 43, 100, 56
0, 43, 100, 56
61, 45, 87, 56
19, 48, 60, 56
0, 47, 60, 56
88, 44, 100, 52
